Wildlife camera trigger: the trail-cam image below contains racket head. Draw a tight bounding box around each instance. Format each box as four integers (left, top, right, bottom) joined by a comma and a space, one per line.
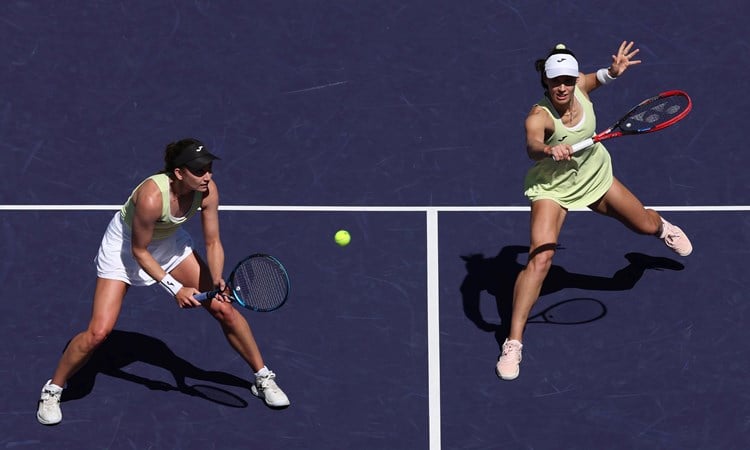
227, 254, 290, 312
614, 90, 692, 135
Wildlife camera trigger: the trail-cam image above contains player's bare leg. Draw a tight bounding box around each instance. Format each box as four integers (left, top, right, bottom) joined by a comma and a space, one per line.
170, 252, 265, 371
52, 278, 127, 386
171, 252, 289, 407
38, 278, 127, 425
588, 177, 661, 234
497, 200, 566, 380
590, 177, 692, 255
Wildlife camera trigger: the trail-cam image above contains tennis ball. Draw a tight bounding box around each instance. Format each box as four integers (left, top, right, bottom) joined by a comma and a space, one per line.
334, 229, 351, 247
555, 43, 566, 50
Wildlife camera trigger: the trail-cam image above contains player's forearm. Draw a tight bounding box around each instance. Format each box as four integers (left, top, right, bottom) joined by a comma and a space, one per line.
205, 241, 225, 285
526, 141, 551, 161
132, 247, 169, 283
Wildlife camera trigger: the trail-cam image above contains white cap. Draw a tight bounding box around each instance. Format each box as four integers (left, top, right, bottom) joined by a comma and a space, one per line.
544, 54, 579, 78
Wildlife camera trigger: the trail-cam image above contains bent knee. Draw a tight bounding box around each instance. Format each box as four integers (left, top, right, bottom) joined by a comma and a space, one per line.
83, 327, 112, 350
527, 251, 554, 275
205, 300, 241, 323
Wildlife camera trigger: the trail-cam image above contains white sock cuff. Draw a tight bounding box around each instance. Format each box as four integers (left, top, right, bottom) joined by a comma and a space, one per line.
45, 380, 63, 392
254, 366, 271, 377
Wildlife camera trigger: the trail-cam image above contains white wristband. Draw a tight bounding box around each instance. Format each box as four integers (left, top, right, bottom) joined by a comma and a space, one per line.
159, 274, 183, 297
596, 68, 616, 85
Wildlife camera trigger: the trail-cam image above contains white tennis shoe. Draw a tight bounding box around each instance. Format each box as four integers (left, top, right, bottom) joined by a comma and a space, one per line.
251, 371, 290, 408
37, 380, 63, 425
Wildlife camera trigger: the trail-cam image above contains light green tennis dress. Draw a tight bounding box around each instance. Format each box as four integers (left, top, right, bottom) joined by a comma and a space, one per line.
523, 89, 614, 209
121, 173, 202, 240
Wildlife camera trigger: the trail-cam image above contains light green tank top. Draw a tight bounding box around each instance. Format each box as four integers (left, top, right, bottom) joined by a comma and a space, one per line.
523, 88, 614, 209
120, 173, 202, 240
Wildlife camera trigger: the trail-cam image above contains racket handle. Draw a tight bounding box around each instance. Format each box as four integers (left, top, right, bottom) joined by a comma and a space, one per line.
194, 290, 219, 302
571, 137, 594, 153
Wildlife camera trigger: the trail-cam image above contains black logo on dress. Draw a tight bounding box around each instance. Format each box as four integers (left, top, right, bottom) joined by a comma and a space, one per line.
557, 136, 568, 142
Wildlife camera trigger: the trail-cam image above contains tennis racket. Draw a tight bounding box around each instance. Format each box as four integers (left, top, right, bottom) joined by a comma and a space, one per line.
569, 90, 692, 154
194, 254, 290, 312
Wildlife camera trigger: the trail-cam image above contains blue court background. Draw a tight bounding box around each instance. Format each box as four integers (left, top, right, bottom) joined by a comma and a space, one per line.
1, 1, 748, 449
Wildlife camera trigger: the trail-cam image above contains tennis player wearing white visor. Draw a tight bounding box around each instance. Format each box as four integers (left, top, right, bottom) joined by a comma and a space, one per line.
495, 41, 692, 381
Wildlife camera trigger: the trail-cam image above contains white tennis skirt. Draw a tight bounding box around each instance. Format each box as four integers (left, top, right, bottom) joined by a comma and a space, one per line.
95, 212, 194, 286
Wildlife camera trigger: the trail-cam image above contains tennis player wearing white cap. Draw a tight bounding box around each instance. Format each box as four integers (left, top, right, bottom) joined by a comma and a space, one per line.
496, 41, 693, 381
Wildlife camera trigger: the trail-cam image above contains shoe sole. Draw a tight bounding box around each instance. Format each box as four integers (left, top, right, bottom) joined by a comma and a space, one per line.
495, 365, 519, 381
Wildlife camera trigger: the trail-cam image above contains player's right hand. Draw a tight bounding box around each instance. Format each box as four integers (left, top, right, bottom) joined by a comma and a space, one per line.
175, 287, 202, 309
549, 144, 573, 161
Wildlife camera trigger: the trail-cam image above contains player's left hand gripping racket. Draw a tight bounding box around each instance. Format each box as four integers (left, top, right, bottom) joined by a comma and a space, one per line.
194, 254, 290, 312
567, 90, 692, 154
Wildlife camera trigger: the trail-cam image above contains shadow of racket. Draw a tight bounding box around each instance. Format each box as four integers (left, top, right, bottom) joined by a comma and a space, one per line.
184, 384, 248, 408
116, 380, 249, 408
527, 298, 607, 325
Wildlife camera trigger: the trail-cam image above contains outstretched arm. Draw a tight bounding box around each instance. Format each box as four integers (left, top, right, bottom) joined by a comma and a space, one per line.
581, 40, 642, 94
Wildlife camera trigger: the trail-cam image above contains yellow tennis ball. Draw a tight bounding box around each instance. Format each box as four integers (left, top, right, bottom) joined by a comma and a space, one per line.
334, 229, 351, 246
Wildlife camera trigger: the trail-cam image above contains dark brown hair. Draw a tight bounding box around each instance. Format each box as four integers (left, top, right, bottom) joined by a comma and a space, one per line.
161, 138, 203, 175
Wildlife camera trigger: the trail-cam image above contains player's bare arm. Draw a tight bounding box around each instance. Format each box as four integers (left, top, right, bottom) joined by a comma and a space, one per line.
131, 180, 200, 307
582, 40, 641, 94
525, 106, 573, 161
130, 180, 167, 280
200, 180, 227, 293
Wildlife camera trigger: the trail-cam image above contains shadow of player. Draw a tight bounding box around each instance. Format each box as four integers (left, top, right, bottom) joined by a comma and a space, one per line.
459, 246, 684, 348
62, 329, 251, 408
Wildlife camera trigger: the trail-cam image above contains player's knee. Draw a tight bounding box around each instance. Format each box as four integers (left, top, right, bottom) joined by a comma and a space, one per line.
527, 243, 556, 273
527, 252, 553, 275
208, 301, 239, 324
84, 327, 111, 350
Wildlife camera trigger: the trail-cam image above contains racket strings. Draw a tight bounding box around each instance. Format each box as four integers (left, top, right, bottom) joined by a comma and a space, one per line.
624, 95, 689, 130
233, 257, 289, 311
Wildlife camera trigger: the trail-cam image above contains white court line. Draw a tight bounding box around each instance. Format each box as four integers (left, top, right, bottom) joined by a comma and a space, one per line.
1, 204, 749, 211
3, 203, 749, 450
426, 209, 441, 450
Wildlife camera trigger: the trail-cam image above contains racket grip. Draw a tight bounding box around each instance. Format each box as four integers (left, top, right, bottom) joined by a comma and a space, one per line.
194, 290, 219, 302
571, 137, 594, 153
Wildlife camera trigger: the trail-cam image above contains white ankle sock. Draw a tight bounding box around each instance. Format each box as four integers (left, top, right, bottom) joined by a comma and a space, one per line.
45, 380, 63, 393
254, 366, 270, 378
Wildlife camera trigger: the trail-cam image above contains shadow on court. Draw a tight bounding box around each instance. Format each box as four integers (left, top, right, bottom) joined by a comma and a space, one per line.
459, 246, 685, 348
62, 330, 251, 408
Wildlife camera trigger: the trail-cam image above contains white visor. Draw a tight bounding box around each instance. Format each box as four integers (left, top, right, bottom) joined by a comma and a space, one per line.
544, 54, 579, 78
